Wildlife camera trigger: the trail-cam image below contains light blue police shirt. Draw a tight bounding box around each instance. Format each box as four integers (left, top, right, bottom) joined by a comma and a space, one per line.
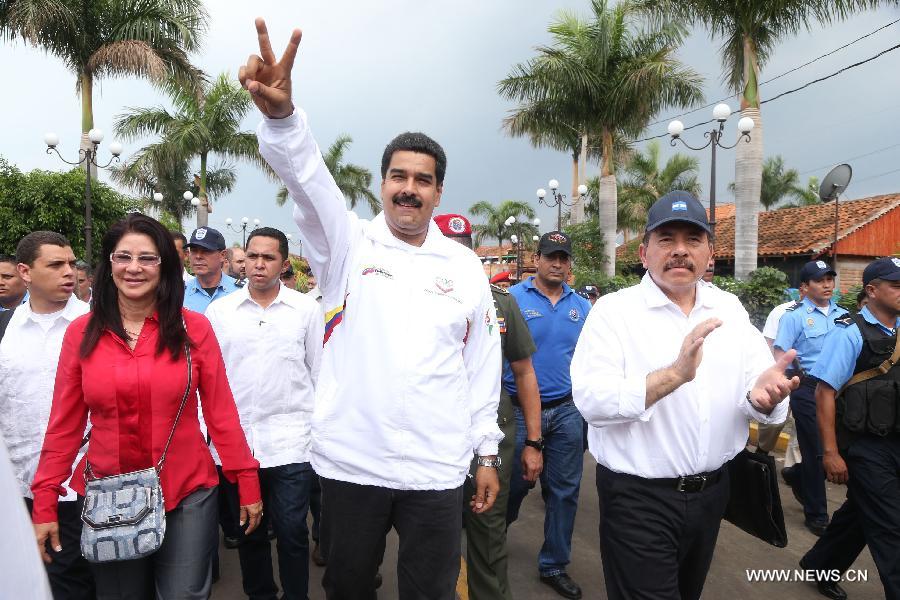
773, 296, 848, 373
184, 273, 239, 313
810, 306, 900, 390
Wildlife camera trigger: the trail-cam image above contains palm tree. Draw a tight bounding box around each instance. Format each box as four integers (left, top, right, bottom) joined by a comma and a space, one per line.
1, 0, 207, 157
114, 73, 273, 226
637, 0, 894, 279
110, 152, 235, 226
276, 135, 380, 214
616, 140, 701, 235
727, 157, 820, 210
469, 200, 537, 247
499, 0, 704, 275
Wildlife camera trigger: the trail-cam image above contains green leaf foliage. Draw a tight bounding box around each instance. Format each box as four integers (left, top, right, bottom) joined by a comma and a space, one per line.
0, 157, 128, 263
713, 266, 791, 329
564, 218, 608, 275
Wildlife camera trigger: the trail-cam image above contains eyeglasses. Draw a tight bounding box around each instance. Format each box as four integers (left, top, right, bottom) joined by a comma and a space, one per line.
110, 252, 162, 267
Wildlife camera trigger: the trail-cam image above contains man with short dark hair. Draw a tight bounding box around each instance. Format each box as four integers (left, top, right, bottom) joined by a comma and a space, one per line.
799, 257, 900, 600
225, 247, 247, 286
241, 21, 502, 598
0, 254, 28, 311
184, 227, 239, 313
571, 191, 798, 600
774, 260, 849, 536
279, 263, 297, 290
171, 231, 191, 283
0, 232, 93, 599
207, 227, 322, 600
74, 261, 92, 303
505, 230, 591, 599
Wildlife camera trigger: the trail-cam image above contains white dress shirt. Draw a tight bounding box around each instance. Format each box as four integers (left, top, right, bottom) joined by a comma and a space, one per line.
571, 273, 787, 479
0, 295, 89, 499
257, 109, 502, 491
205, 284, 323, 468
762, 300, 795, 340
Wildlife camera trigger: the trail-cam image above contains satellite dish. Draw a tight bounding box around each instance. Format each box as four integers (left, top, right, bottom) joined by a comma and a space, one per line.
819, 164, 852, 202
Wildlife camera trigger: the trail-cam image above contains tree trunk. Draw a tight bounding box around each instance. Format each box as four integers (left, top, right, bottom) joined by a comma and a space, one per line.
569, 151, 582, 224
734, 36, 763, 280
598, 129, 617, 277
196, 153, 209, 227
80, 73, 97, 180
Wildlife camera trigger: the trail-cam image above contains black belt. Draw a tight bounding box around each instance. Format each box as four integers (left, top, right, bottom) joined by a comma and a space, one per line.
607, 464, 726, 493
510, 392, 572, 410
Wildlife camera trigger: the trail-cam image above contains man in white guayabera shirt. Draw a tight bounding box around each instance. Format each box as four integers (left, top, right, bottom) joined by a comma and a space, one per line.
239, 19, 502, 600
0, 231, 92, 599
571, 192, 800, 600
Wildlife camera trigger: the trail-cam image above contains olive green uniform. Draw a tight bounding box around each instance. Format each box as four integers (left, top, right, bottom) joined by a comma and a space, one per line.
464, 284, 537, 600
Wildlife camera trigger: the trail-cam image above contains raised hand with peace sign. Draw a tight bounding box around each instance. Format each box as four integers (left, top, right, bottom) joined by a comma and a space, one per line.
238, 18, 301, 119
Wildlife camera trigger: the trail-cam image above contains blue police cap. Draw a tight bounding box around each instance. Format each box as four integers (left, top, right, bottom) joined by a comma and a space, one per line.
799, 260, 836, 282
187, 227, 226, 251
863, 257, 900, 286
645, 191, 710, 235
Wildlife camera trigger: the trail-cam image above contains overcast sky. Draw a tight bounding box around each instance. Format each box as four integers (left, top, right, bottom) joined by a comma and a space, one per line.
3, 1, 899, 248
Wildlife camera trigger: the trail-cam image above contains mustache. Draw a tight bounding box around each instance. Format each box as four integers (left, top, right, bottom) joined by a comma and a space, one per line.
664, 258, 695, 271
392, 193, 423, 208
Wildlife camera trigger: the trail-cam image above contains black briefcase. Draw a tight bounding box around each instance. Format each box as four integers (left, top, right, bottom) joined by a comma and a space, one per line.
723, 449, 788, 547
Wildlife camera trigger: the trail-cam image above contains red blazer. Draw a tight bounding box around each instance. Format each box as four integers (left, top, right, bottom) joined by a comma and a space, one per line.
31, 309, 260, 523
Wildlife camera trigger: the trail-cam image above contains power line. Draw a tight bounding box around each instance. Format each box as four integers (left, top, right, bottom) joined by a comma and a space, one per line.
855, 166, 900, 184
634, 40, 900, 143
644, 18, 900, 128
798, 142, 900, 176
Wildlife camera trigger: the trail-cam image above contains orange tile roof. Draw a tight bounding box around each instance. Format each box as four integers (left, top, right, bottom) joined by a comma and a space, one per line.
617, 193, 900, 262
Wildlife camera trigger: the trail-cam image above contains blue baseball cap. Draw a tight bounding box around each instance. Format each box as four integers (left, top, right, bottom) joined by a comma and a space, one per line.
799, 260, 836, 282
187, 227, 226, 251
645, 191, 711, 234
863, 257, 900, 286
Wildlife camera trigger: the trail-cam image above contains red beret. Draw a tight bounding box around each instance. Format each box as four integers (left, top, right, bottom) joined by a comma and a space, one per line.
433, 214, 472, 236
490, 271, 512, 284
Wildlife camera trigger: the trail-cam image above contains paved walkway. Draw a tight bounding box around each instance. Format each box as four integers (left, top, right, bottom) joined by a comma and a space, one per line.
212, 450, 884, 599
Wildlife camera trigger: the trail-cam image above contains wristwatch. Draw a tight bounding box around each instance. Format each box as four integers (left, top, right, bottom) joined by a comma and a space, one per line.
476, 455, 502, 469
524, 437, 545, 452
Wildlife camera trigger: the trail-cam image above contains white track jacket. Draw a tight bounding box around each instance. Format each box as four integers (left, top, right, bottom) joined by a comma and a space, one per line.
258, 110, 502, 490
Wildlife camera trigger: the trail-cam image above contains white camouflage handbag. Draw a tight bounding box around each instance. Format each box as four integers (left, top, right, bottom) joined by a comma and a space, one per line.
80, 342, 192, 563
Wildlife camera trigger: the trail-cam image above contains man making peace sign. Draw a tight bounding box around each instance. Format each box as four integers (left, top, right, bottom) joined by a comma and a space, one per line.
240, 19, 502, 600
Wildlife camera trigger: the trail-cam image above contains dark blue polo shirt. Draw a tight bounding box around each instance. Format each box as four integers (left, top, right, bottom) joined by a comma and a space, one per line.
502, 277, 592, 402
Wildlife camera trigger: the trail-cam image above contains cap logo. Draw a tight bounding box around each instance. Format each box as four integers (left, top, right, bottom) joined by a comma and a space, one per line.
548, 233, 568, 244
448, 217, 466, 234
672, 200, 688, 212
892, 258, 900, 268
195, 228, 207, 240
815, 260, 827, 269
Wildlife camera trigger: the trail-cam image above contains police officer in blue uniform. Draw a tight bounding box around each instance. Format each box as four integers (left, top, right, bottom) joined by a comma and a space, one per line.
800, 257, 900, 600
505, 231, 592, 600
774, 260, 849, 535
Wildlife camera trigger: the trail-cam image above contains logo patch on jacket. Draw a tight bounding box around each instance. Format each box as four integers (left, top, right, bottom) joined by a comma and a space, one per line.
498, 316, 507, 334
435, 277, 454, 293
361, 266, 393, 279
569, 309, 580, 322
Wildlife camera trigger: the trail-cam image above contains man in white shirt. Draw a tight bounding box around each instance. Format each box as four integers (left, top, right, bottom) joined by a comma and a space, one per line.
240, 20, 502, 598
206, 227, 322, 600
571, 191, 799, 600
0, 231, 92, 599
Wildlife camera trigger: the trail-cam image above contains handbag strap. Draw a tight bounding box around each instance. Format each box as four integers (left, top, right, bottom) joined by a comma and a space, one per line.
156, 340, 192, 474
85, 321, 193, 481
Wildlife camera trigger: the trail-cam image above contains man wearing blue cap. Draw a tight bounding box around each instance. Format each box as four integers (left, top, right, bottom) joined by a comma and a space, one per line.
184, 226, 240, 314
572, 190, 798, 600
799, 256, 900, 600
774, 260, 849, 536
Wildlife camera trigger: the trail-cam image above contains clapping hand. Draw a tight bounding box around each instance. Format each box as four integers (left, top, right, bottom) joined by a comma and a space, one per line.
238, 18, 301, 119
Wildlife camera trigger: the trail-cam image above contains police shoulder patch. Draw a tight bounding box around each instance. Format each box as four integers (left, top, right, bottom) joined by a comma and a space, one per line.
490, 283, 509, 295
784, 302, 802, 312
834, 314, 854, 327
